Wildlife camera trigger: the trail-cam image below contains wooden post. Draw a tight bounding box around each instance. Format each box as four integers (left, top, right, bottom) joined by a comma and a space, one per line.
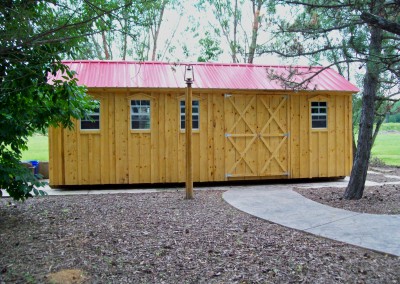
185, 81, 194, 199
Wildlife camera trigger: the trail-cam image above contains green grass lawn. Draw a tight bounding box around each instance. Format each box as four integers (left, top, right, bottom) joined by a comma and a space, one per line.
379, 122, 400, 132
21, 124, 400, 166
371, 133, 400, 166
21, 134, 49, 162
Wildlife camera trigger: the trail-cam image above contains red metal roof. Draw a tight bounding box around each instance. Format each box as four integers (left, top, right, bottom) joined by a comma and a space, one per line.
60, 60, 359, 92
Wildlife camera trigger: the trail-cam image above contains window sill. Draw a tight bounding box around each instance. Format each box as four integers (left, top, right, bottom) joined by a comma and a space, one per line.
180, 130, 200, 134
80, 130, 101, 134
130, 129, 151, 134
311, 128, 328, 132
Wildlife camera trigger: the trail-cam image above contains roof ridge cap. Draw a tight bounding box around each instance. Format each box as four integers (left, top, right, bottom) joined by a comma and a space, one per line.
61, 60, 327, 69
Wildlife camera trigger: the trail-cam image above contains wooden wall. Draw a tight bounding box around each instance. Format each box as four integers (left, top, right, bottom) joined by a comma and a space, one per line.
49, 89, 353, 186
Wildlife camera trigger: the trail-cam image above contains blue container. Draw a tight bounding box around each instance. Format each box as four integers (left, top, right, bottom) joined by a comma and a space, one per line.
29, 160, 39, 175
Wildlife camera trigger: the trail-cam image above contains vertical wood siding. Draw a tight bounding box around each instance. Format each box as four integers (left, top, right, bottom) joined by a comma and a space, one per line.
49, 90, 353, 186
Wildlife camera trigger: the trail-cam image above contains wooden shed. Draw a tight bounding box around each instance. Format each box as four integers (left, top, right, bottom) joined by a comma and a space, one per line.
49, 61, 359, 187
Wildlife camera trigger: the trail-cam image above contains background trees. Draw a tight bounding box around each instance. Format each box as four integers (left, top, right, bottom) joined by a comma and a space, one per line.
195, 0, 276, 63
73, 0, 182, 61
263, 0, 399, 199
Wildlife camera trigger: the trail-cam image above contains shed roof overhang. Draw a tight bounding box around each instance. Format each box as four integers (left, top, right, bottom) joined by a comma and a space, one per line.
58, 60, 360, 93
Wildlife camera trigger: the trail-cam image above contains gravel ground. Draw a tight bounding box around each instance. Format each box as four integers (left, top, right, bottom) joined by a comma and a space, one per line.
0, 190, 399, 283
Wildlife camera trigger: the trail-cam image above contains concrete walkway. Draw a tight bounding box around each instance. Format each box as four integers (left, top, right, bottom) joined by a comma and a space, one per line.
223, 178, 400, 257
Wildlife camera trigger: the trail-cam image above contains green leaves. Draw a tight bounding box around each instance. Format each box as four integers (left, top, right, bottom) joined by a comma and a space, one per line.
0, 1, 98, 201
198, 31, 223, 62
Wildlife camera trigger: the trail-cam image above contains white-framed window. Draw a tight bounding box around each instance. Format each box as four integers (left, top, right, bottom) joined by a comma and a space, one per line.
311, 101, 327, 129
131, 100, 151, 130
180, 100, 199, 130
80, 102, 100, 130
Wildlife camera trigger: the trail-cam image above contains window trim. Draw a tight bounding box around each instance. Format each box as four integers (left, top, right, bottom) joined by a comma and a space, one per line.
311, 101, 327, 129
180, 100, 200, 131
130, 99, 151, 131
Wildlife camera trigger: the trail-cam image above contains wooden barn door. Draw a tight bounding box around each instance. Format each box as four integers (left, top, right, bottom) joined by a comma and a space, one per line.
225, 94, 258, 178
257, 95, 289, 177
225, 94, 289, 178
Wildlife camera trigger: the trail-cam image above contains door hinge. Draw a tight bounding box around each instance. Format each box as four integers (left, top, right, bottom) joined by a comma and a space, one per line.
283, 132, 290, 137
224, 93, 232, 98
225, 173, 232, 178
225, 133, 232, 137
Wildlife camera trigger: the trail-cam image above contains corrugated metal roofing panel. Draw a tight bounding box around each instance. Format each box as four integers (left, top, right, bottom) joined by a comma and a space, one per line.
59, 60, 359, 92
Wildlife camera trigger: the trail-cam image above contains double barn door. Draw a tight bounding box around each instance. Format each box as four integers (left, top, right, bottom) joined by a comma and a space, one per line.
225, 94, 289, 178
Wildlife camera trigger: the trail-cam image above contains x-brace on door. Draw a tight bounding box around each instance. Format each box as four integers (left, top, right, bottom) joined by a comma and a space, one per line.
225, 94, 289, 178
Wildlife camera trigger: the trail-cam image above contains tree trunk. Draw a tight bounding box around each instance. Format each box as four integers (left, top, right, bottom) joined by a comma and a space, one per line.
102, 31, 110, 60
248, 1, 262, 63
232, 0, 239, 63
371, 116, 384, 146
151, 0, 166, 61
122, 32, 127, 60
122, 16, 128, 61
344, 24, 382, 200
91, 34, 103, 59
352, 125, 357, 161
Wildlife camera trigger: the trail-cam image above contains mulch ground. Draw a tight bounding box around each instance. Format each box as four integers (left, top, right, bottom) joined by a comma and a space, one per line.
0, 190, 399, 283
294, 184, 400, 215
367, 166, 400, 183
294, 166, 400, 215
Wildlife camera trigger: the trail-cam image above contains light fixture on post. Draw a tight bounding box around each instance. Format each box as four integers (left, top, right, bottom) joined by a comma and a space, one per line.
184, 65, 194, 200
184, 64, 194, 84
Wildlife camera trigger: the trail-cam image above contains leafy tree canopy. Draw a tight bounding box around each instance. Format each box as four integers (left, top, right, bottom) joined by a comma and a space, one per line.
0, 0, 131, 200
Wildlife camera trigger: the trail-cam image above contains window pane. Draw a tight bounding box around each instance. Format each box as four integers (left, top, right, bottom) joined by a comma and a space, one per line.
312, 120, 327, 128
138, 121, 146, 129
81, 101, 100, 130
131, 100, 151, 130
180, 100, 200, 130
132, 121, 139, 129
132, 106, 140, 114
81, 120, 100, 130
311, 101, 327, 129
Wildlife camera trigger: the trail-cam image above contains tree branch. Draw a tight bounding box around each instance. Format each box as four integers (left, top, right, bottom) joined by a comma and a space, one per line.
266, 61, 359, 91
282, 1, 353, 9
361, 12, 400, 35
0, 1, 134, 56
277, 21, 364, 34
